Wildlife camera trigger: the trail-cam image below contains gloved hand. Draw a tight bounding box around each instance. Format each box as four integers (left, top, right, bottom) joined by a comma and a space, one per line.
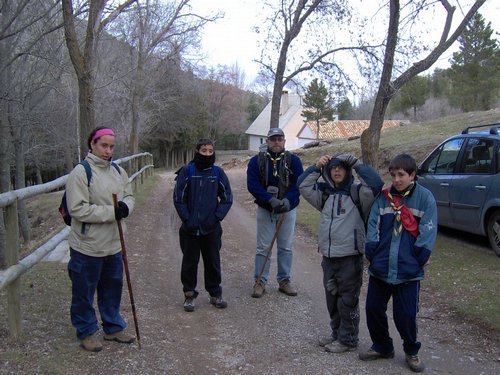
114, 201, 129, 220
335, 153, 359, 168
269, 197, 282, 209
274, 198, 290, 213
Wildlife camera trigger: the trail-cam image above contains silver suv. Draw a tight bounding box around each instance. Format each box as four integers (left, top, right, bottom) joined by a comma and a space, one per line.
417, 123, 500, 256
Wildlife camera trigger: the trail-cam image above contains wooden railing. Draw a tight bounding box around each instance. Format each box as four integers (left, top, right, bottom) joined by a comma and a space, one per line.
0, 152, 154, 338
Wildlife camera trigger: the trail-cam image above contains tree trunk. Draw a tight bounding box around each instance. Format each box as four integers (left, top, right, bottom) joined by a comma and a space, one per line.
62, 0, 104, 160
128, 49, 142, 155
0, 59, 12, 268
11, 123, 30, 243
35, 166, 43, 185
360, 0, 486, 168
361, 0, 400, 168
269, 42, 289, 129
76, 71, 96, 159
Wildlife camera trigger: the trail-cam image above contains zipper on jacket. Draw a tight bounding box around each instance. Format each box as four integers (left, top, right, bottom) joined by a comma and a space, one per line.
328, 196, 336, 257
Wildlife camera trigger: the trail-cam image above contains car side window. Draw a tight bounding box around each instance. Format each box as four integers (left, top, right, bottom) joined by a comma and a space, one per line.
461, 138, 495, 174
421, 138, 464, 174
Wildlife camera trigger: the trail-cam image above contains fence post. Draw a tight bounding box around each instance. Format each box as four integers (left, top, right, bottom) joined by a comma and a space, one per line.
5, 200, 21, 339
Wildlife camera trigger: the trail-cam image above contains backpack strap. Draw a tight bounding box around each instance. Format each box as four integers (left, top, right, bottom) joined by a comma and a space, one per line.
350, 183, 367, 225
80, 160, 92, 187
111, 162, 121, 175
188, 163, 195, 180
212, 165, 220, 180
258, 151, 268, 186
80, 160, 121, 187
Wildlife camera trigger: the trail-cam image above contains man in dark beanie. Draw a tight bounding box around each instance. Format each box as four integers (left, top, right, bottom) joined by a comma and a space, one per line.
173, 139, 233, 312
298, 153, 383, 353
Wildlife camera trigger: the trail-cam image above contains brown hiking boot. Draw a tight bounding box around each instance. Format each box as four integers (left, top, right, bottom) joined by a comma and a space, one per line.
209, 296, 228, 309
80, 332, 103, 352
251, 281, 266, 298
278, 280, 297, 296
359, 348, 395, 361
406, 354, 426, 372
103, 331, 135, 344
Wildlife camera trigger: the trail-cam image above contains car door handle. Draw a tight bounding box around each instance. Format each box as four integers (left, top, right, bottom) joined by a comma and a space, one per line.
474, 185, 486, 190
439, 183, 450, 187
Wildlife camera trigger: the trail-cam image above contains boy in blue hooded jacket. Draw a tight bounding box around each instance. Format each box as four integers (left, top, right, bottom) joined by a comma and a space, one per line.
360, 154, 437, 373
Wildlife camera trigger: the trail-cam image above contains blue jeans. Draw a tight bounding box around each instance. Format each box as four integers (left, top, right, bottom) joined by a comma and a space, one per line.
254, 207, 296, 284
68, 249, 126, 340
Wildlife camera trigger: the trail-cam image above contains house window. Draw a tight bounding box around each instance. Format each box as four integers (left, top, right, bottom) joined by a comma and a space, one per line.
260, 138, 264, 144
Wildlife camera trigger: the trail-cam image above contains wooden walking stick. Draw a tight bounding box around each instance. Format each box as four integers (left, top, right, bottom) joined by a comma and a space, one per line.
113, 194, 141, 349
255, 213, 286, 285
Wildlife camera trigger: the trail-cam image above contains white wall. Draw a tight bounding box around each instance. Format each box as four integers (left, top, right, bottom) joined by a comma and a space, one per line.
248, 135, 266, 151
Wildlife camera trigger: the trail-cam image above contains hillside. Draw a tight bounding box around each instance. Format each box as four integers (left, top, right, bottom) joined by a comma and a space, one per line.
292, 108, 500, 175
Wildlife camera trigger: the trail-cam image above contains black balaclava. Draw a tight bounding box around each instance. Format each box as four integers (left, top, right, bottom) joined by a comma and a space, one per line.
193, 152, 216, 170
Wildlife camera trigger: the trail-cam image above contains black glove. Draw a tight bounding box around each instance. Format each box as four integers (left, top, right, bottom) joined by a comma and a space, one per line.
274, 198, 290, 213
335, 153, 359, 168
114, 201, 129, 220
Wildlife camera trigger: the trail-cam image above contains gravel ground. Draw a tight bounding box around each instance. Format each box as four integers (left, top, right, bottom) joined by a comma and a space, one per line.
0, 167, 498, 374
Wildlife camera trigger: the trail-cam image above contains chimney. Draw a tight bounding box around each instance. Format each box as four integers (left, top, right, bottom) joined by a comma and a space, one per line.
279, 90, 289, 116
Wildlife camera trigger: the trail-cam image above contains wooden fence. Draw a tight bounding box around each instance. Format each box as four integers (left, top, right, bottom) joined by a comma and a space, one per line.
0, 152, 154, 339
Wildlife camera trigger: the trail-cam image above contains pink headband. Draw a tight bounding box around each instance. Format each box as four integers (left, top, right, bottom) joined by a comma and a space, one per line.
92, 128, 115, 141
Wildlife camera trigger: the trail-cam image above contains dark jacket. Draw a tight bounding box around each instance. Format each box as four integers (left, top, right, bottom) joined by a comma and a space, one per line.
247, 150, 303, 211
173, 163, 233, 236
365, 183, 438, 284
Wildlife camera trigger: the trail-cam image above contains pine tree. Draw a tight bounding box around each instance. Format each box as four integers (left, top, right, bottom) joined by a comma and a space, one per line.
337, 98, 354, 120
449, 13, 500, 111
302, 79, 336, 140
392, 75, 429, 120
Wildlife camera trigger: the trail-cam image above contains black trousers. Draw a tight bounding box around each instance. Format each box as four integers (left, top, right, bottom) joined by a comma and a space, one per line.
179, 226, 223, 297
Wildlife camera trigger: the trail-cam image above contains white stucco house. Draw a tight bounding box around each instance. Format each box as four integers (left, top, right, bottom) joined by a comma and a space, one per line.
245, 91, 306, 151
245, 90, 400, 151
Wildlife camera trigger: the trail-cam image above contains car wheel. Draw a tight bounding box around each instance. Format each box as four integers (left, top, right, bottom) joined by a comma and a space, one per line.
487, 210, 500, 256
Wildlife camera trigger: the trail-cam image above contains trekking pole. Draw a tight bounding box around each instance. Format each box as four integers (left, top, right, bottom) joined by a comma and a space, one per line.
112, 194, 141, 349
255, 212, 286, 285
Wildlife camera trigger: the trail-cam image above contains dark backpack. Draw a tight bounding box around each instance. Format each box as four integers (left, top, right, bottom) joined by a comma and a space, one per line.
59, 160, 120, 226
257, 150, 292, 199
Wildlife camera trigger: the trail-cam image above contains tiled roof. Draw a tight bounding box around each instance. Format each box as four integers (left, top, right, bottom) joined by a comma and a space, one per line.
304, 120, 401, 140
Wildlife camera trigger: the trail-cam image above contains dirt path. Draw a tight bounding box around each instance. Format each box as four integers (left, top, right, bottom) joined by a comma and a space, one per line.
1, 168, 498, 374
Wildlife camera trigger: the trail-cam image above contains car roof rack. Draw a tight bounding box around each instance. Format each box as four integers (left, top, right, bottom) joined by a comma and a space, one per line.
461, 123, 500, 135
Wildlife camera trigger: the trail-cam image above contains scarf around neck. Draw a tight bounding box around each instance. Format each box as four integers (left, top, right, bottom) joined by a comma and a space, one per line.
193, 152, 215, 170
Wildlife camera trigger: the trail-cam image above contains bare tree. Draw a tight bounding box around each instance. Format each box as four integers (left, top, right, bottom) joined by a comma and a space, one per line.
360, 0, 487, 167
0, 0, 65, 265
257, 0, 381, 130
61, 0, 137, 159
109, 0, 219, 154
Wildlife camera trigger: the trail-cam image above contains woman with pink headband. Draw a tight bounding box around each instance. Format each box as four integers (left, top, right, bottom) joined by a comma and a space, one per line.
65, 126, 135, 352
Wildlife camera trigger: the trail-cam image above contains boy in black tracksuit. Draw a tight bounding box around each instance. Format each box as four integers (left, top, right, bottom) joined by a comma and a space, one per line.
173, 139, 233, 312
